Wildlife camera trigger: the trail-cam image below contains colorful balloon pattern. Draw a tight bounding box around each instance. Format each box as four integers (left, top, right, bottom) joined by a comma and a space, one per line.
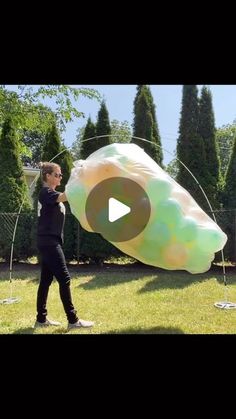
66, 143, 227, 274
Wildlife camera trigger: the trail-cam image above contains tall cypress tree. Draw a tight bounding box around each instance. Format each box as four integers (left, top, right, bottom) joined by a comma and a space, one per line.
199, 86, 220, 209
95, 100, 111, 150
41, 121, 62, 164
132, 85, 163, 165
176, 85, 208, 210
145, 85, 163, 165
0, 116, 31, 212
33, 120, 63, 208
79, 103, 117, 264
79, 117, 97, 159
133, 85, 143, 114
59, 147, 73, 189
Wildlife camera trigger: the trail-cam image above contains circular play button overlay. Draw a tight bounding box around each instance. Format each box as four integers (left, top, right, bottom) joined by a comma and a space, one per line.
85, 177, 151, 242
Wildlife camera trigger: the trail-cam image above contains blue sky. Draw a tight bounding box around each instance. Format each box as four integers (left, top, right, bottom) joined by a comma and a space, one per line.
61, 85, 236, 165
6, 85, 236, 165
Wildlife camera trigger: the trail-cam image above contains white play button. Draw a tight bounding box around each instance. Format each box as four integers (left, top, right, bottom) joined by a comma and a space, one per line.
108, 197, 131, 223
85, 177, 151, 241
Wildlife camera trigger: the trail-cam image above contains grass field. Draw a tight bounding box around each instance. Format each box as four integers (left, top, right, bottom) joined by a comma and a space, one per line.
0, 263, 236, 334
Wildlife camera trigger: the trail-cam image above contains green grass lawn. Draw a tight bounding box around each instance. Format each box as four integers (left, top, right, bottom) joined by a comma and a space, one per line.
0, 264, 236, 334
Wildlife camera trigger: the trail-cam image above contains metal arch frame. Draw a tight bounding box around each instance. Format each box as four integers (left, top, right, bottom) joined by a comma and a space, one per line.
2, 134, 232, 308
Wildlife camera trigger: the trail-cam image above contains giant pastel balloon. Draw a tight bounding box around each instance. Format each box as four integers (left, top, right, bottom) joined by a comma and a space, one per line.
66, 143, 227, 274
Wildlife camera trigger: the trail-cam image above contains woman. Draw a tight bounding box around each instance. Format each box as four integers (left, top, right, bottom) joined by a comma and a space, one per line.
34, 162, 94, 330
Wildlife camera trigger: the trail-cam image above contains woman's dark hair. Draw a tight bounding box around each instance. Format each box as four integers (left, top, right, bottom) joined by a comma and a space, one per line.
39, 162, 60, 182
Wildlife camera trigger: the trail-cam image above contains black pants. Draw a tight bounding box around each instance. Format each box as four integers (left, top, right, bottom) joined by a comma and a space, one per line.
36, 244, 78, 324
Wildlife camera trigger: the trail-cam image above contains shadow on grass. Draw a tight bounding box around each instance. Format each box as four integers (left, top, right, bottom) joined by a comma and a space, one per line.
104, 326, 184, 334
0, 275, 40, 283
12, 327, 68, 334
77, 272, 145, 290
12, 327, 35, 334
215, 273, 236, 285
15, 271, 236, 291
12, 326, 184, 334
1, 262, 235, 291
76, 270, 212, 291
138, 273, 209, 293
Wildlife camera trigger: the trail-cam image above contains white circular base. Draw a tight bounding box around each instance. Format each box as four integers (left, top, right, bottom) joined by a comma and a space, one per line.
214, 301, 236, 309
0, 297, 20, 304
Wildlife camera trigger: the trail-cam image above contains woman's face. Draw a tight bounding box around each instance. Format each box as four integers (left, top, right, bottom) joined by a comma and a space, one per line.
46, 167, 63, 189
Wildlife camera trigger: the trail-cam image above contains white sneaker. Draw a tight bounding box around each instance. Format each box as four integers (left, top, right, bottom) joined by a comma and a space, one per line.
68, 319, 94, 330
34, 319, 61, 328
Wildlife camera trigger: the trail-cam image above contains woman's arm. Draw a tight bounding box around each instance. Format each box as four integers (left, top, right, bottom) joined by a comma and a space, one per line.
56, 192, 67, 203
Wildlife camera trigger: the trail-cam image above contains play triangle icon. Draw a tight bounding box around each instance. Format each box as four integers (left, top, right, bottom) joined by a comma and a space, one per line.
108, 197, 131, 223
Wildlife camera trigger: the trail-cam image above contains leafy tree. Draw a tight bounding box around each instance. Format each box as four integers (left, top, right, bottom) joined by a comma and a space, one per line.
70, 126, 85, 160
198, 86, 220, 209
20, 106, 57, 166
21, 129, 47, 166
0, 116, 31, 212
132, 85, 163, 165
223, 136, 236, 209
0, 85, 101, 159
0, 85, 101, 130
216, 123, 236, 180
177, 85, 208, 210
166, 158, 178, 180
110, 119, 131, 143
